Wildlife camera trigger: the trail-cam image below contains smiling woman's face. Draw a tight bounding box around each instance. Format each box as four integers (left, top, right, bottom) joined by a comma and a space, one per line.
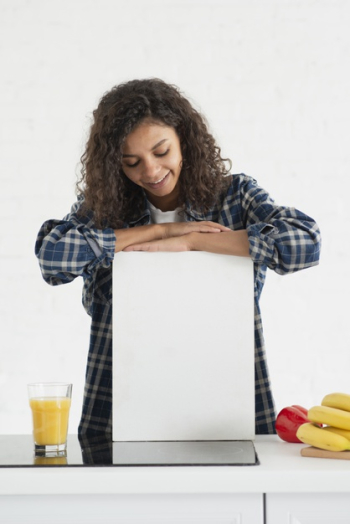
121, 121, 183, 212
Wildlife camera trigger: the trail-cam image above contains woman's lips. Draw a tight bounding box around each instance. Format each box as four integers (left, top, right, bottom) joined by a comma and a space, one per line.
145, 172, 170, 190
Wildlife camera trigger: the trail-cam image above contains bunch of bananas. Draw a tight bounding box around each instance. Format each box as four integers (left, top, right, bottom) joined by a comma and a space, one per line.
296, 393, 350, 452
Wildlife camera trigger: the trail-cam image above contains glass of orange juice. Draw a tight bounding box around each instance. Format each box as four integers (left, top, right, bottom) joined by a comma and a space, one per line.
28, 383, 72, 456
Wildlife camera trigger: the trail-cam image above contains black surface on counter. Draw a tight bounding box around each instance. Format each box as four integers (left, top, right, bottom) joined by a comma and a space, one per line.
0, 435, 259, 467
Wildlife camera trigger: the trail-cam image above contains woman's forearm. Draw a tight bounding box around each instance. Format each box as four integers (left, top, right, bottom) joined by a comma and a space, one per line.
114, 225, 163, 252
188, 230, 250, 257
115, 222, 232, 253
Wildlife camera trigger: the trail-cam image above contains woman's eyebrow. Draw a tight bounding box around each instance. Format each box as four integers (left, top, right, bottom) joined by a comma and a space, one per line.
151, 138, 169, 151
122, 138, 169, 158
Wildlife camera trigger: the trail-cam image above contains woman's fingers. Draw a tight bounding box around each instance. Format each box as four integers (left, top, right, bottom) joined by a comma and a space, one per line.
123, 243, 154, 252
203, 221, 231, 231
192, 222, 230, 233
123, 236, 191, 252
163, 221, 231, 238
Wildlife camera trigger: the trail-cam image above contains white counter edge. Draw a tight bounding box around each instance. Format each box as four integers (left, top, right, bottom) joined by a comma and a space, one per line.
1, 436, 349, 496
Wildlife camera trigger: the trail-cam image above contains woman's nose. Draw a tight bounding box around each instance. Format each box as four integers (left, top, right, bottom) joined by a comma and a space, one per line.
142, 157, 160, 179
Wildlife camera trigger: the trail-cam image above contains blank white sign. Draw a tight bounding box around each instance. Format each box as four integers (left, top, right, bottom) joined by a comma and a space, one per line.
112, 252, 255, 442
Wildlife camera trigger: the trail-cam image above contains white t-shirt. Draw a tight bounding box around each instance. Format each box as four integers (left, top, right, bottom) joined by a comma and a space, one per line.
148, 201, 185, 224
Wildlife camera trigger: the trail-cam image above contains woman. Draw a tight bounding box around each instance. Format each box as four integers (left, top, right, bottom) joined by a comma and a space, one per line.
35, 78, 321, 435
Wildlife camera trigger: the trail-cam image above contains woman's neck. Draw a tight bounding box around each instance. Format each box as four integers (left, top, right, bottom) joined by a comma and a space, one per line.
146, 187, 180, 212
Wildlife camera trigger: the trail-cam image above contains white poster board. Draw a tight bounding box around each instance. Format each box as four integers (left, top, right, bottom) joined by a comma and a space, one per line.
112, 252, 255, 442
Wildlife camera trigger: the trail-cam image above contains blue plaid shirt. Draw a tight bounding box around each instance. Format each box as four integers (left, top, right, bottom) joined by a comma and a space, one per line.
35, 174, 321, 435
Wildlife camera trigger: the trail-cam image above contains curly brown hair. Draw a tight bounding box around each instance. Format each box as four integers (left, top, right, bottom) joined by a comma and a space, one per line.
77, 78, 231, 228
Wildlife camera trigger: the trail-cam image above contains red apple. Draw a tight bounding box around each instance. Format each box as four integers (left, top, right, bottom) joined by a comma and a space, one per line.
275, 405, 310, 443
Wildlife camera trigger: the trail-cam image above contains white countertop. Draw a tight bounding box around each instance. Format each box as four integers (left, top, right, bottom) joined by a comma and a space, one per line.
1, 435, 350, 495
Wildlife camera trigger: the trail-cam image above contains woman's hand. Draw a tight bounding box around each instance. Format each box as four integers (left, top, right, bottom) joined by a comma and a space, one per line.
161, 221, 231, 239
123, 235, 193, 252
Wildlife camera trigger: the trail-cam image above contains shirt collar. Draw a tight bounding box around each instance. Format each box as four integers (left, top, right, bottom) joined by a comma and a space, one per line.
125, 193, 211, 226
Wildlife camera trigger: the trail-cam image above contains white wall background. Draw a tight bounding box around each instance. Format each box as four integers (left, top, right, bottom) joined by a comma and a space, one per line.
0, 0, 349, 435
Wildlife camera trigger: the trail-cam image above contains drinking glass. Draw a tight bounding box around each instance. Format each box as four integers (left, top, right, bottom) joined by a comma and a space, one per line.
28, 383, 72, 456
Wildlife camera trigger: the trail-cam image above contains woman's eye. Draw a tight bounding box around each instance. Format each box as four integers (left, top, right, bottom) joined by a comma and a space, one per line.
155, 149, 169, 157
125, 160, 140, 168
124, 149, 169, 168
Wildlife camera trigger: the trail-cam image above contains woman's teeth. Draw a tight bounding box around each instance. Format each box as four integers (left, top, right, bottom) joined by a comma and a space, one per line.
150, 173, 168, 185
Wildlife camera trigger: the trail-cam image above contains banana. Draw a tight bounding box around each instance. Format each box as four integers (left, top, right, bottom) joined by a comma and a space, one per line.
308, 405, 350, 430
296, 423, 350, 452
322, 392, 350, 412
323, 426, 350, 440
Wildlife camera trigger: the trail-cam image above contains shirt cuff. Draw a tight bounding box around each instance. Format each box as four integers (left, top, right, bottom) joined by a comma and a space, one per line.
80, 226, 116, 268
247, 223, 277, 266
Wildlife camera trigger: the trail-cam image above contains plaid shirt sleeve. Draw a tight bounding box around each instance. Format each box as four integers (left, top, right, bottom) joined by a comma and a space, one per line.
239, 176, 321, 274
35, 199, 116, 311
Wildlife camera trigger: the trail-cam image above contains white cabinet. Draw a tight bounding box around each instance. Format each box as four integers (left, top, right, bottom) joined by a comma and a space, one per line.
0, 493, 264, 524
4, 491, 350, 524
266, 493, 350, 524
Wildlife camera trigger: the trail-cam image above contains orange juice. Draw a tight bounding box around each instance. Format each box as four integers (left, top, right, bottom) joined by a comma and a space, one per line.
29, 397, 71, 446
34, 455, 68, 465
